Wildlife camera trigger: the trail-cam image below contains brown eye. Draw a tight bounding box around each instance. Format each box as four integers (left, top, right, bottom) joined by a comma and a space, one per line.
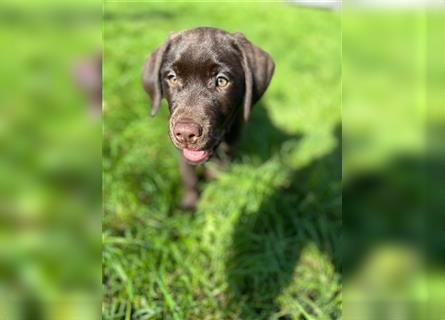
216, 76, 229, 88
167, 74, 177, 85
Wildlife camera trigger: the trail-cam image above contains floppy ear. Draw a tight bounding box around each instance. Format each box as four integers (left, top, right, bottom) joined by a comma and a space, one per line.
233, 32, 275, 121
142, 34, 176, 116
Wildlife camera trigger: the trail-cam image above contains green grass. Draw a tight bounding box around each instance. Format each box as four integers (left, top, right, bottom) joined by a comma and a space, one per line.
103, 2, 341, 319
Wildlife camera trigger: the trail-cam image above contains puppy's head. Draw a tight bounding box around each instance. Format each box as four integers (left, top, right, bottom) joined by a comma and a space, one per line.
142, 27, 274, 164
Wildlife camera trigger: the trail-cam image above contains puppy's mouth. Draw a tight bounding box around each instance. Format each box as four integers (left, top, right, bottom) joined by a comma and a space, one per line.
169, 122, 224, 164
182, 148, 210, 164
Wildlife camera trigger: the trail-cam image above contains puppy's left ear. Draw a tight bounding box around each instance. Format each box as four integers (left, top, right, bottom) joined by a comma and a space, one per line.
233, 32, 275, 121
142, 32, 176, 117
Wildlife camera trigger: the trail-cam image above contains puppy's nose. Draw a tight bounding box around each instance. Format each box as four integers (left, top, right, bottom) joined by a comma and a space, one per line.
174, 120, 202, 144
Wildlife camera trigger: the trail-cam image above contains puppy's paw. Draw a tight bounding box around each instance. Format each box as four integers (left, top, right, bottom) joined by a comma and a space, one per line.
181, 190, 199, 211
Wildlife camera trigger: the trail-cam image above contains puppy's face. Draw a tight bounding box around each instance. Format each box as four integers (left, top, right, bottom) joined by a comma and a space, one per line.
161, 30, 245, 163
143, 27, 275, 164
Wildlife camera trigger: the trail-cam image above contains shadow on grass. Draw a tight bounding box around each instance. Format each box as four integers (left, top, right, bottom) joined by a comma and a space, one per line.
225, 106, 341, 319
343, 153, 445, 275
235, 103, 298, 163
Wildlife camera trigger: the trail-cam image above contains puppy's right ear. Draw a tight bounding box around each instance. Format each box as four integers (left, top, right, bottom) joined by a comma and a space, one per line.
142, 33, 176, 117
232, 32, 275, 122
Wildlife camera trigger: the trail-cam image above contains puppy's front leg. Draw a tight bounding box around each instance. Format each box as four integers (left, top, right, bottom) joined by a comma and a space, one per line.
179, 156, 199, 210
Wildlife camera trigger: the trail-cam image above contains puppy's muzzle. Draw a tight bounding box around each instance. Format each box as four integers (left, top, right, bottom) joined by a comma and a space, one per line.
173, 119, 203, 146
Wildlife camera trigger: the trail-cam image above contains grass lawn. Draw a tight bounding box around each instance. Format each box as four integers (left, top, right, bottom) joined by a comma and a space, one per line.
103, 2, 341, 319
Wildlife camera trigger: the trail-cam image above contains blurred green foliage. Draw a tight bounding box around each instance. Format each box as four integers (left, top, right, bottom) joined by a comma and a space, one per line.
0, 2, 101, 319
103, 2, 341, 319
342, 9, 445, 320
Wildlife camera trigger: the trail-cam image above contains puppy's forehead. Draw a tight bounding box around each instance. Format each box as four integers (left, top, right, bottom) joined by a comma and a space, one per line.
165, 29, 239, 70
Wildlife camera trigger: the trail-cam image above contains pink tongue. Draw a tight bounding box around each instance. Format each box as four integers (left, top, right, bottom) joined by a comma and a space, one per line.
182, 149, 209, 162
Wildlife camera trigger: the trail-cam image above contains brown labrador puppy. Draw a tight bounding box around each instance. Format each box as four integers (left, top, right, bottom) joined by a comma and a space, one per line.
142, 27, 274, 210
